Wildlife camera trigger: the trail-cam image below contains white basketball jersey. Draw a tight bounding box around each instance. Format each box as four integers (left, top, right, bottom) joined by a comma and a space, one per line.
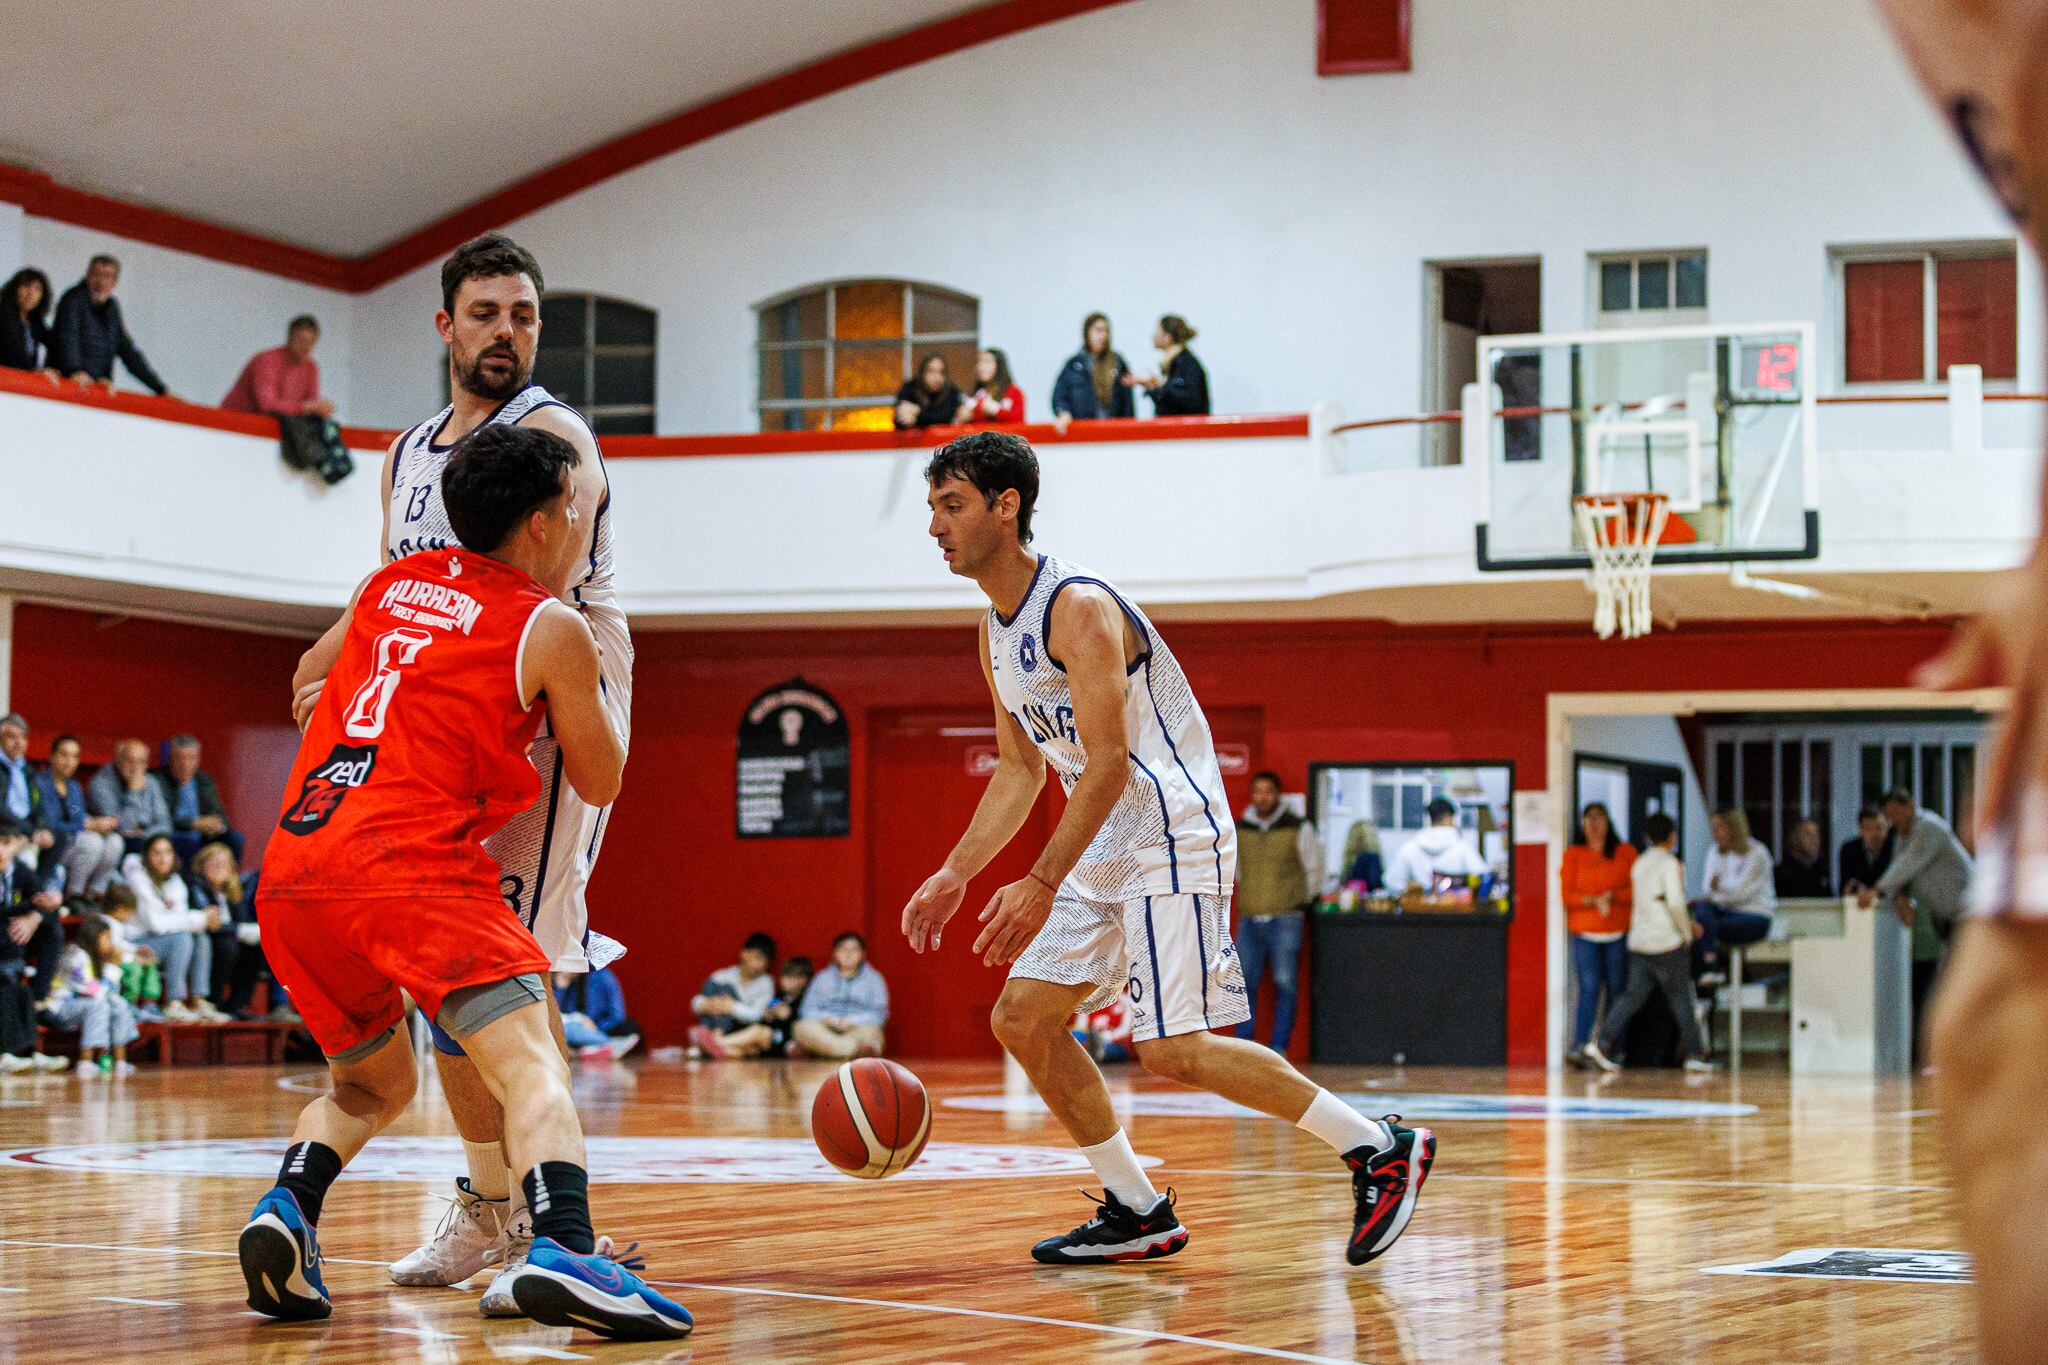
386, 383, 631, 667
987, 554, 1234, 901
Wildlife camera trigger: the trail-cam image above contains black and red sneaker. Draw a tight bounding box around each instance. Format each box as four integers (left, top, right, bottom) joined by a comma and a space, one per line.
1343, 1116, 1435, 1266
1030, 1189, 1189, 1265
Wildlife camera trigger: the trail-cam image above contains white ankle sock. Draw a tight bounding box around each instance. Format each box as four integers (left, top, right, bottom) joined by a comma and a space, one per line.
1297, 1090, 1391, 1156
461, 1139, 509, 1202
1079, 1130, 1160, 1211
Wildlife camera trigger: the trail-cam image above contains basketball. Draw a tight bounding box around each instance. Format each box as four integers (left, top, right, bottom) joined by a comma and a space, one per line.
810, 1058, 932, 1179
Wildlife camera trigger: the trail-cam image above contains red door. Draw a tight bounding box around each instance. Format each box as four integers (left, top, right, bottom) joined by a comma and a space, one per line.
863, 709, 1059, 1058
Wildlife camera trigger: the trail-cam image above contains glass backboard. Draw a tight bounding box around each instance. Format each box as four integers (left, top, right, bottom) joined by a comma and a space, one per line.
1474, 321, 1819, 570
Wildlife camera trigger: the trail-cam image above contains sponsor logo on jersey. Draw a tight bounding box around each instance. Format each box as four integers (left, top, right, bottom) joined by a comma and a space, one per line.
279, 743, 379, 835
378, 578, 483, 634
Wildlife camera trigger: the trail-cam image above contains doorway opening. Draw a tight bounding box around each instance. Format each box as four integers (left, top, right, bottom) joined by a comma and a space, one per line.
1426, 258, 1541, 466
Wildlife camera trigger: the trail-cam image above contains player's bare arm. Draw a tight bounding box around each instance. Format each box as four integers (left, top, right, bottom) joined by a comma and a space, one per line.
522, 601, 625, 808
972, 585, 1131, 966
519, 404, 608, 595
293, 436, 403, 725
903, 616, 1047, 953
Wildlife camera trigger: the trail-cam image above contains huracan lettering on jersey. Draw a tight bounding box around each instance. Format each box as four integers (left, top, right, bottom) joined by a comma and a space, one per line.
376, 579, 483, 635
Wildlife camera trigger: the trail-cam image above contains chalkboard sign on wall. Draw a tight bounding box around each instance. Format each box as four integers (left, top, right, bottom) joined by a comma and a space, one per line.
736, 678, 851, 838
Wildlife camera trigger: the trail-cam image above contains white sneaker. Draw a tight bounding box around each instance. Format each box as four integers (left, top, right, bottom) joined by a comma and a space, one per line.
111, 1060, 136, 1076
1581, 1041, 1621, 1074
0, 1054, 33, 1074
162, 1002, 197, 1023
388, 1179, 511, 1286
477, 1206, 536, 1317
74, 1057, 106, 1077
607, 1033, 641, 1062
31, 1053, 69, 1073
1683, 1056, 1720, 1074
195, 1001, 231, 1023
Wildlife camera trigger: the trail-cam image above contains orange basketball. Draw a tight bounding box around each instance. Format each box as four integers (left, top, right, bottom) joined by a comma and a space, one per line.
810, 1057, 932, 1179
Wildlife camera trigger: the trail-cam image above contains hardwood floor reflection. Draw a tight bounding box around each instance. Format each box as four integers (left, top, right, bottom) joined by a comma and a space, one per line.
0, 1055, 1968, 1362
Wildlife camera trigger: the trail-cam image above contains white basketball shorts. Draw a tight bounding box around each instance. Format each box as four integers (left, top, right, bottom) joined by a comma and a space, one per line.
1010, 884, 1249, 1040
484, 651, 632, 972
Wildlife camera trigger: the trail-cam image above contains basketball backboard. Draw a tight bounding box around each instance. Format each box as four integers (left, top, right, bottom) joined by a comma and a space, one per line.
1473, 321, 1819, 570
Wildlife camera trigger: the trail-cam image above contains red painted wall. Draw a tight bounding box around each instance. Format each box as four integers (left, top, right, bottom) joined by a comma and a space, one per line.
7, 602, 1956, 1064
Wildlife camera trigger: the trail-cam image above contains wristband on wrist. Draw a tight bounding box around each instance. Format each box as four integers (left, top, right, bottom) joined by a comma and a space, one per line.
1027, 871, 1059, 895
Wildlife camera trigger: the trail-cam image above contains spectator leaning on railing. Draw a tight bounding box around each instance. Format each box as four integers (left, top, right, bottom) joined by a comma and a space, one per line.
1132, 314, 1211, 416
1051, 311, 1134, 429
0, 268, 55, 375
894, 352, 964, 430
957, 347, 1026, 425
49, 254, 173, 397
222, 315, 335, 420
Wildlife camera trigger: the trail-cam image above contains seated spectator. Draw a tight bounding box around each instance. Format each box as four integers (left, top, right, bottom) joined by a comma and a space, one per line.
1840, 806, 1895, 895
760, 956, 814, 1057
793, 932, 889, 1058
1692, 807, 1776, 981
44, 912, 139, 1075
0, 715, 47, 891
50, 254, 172, 396
1584, 812, 1714, 1074
0, 268, 55, 375
188, 842, 286, 1021
124, 834, 224, 1022
956, 347, 1026, 425
36, 733, 124, 899
1051, 311, 1134, 428
1383, 798, 1489, 892
1133, 314, 1211, 416
0, 818, 66, 1073
100, 884, 162, 1016
154, 734, 240, 867
1775, 817, 1831, 897
689, 932, 779, 1059
555, 966, 639, 1059
91, 738, 172, 849
893, 353, 964, 430
222, 315, 335, 419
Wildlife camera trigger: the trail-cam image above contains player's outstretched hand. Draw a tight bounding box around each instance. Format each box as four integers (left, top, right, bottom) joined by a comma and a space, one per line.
973, 877, 1053, 967
292, 677, 325, 732
903, 867, 967, 954
1916, 558, 2048, 824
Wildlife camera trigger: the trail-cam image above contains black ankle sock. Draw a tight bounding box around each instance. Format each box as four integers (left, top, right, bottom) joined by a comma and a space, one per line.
276, 1141, 343, 1225
523, 1161, 595, 1255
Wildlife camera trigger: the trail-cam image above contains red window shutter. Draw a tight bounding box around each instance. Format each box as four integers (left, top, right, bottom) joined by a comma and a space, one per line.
1843, 260, 1925, 383
1318, 0, 1410, 75
1935, 253, 2018, 380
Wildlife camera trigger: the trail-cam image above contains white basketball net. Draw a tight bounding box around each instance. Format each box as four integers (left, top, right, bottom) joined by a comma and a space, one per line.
1574, 493, 1669, 640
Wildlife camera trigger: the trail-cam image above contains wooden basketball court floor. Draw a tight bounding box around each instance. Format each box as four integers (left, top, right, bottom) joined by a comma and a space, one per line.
0, 1055, 1968, 1362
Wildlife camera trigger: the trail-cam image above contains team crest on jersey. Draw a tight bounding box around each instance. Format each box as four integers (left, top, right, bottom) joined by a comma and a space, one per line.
279, 743, 379, 835
1020, 633, 1038, 672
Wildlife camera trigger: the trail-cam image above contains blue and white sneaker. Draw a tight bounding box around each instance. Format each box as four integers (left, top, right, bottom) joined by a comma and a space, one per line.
240, 1188, 331, 1320
506, 1236, 692, 1340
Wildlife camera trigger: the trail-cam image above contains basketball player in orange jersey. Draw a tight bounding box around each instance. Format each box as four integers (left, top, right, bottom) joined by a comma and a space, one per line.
291, 235, 632, 1312
240, 424, 688, 1339
903, 432, 1433, 1266
1880, 2, 2048, 1358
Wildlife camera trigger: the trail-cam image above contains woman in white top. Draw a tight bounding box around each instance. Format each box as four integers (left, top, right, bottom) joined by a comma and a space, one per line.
123, 833, 225, 1022
1692, 807, 1776, 981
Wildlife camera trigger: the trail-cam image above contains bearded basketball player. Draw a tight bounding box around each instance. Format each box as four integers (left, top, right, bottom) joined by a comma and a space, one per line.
1878, 2, 2048, 1359
290, 234, 632, 1317
902, 430, 1433, 1265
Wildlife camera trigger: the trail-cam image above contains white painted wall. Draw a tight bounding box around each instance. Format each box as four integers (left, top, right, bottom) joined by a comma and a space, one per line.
1567, 714, 1714, 875
19, 219, 354, 414
335, 0, 2038, 437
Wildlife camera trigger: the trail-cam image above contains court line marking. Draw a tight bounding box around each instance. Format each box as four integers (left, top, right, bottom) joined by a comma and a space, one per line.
1153, 1168, 1951, 1195
95, 1295, 182, 1306
0, 1238, 1363, 1365
0, 1286, 24, 1293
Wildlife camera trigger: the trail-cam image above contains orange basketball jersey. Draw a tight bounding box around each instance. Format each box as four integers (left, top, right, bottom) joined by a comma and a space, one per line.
262, 547, 555, 900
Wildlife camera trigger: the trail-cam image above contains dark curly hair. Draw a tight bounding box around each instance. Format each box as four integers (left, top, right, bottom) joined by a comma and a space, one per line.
440, 233, 544, 315
924, 430, 1040, 544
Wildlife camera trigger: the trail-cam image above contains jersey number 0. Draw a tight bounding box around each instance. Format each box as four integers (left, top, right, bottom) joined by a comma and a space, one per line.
343, 628, 435, 739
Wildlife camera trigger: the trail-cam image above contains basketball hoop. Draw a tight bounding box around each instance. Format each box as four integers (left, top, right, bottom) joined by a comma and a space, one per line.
1574, 492, 1670, 640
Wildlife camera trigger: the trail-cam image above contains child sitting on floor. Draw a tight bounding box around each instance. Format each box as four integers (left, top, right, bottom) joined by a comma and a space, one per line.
45, 913, 140, 1075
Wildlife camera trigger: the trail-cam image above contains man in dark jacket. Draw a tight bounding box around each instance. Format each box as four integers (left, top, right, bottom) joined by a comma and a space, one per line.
50, 255, 171, 395
151, 734, 240, 867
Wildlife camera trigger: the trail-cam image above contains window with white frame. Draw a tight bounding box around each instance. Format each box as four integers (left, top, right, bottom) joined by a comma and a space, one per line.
532, 294, 656, 435
756, 280, 979, 432
1593, 250, 1707, 324
1834, 242, 2017, 385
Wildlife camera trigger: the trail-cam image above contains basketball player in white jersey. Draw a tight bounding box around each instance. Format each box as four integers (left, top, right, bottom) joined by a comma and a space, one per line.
1878, 4, 2048, 1358
289, 234, 631, 1317
902, 431, 1434, 1264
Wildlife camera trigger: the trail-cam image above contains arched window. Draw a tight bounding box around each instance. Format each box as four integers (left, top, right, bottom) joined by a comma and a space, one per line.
756, 280, 978, 432
533, 294, 657, 435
